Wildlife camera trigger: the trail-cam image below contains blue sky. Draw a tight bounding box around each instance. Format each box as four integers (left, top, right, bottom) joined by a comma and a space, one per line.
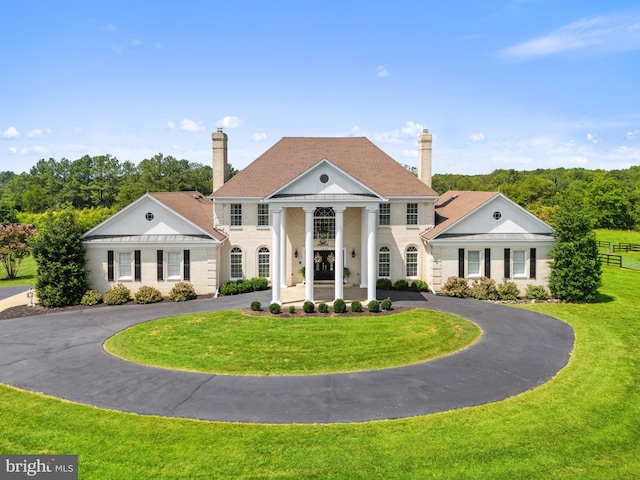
2, 0, 640, 175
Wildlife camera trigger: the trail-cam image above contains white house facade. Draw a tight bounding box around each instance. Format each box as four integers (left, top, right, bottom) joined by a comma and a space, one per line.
83, 129, 554, 303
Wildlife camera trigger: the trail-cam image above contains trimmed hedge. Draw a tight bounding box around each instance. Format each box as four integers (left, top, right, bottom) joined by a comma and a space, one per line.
269, 303, 281, 314
303, 301, 315, 313
333, 298, 347, 313
318, 302, 329, 314
376, 278, 393, 290
250, 301, 262, 311
380, 297, 393, 311
393, 279, 409, 291
351, 300, 363, 313
411, 279, 429, 292
220, 277, 269, 296
368, 300, 380, 313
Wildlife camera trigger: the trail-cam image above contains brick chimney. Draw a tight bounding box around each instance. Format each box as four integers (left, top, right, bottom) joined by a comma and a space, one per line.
418, 129, 432, 187
212, 128, 228, 193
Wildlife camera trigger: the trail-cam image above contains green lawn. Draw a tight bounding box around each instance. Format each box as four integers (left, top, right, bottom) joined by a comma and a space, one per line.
0, 255, 35, 287
1, 242, 640, 477
105, 309, 480, 375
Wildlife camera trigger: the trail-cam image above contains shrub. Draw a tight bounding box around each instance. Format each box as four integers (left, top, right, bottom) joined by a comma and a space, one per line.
393, 279, 409, 291
376, 278, 393, 290
169, 282, 197, 302
80, 290, 102, 306
318, 302, 329, 314
250, 301, 262, 311
469, 277, 498, 300
269, 303, 281, 314
303, 301, 315, 313
333, 298, 347, 313
368, 300, 380, 313
103, 283, 131, 305
219, 277, 269, 296
442, 276, 471, 298
526, 284, 549, 301
288, 305, 296, 314
411, 279, 429, 292
380, 297, 393, 311
351, 300, 363, 313
497, 281, 520, 301
134, 286, 163, 304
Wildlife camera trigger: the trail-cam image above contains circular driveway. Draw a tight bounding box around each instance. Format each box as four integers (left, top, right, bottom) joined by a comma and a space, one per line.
0, 291, 574, 424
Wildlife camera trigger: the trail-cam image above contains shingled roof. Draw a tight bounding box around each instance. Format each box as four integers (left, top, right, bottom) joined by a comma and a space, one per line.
422, 190, 499, 240
149, 191, 226, 241
211, 137, 438, 198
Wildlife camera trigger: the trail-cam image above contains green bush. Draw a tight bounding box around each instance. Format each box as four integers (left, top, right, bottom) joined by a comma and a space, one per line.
250, 301, 262, 311
469, 277, 498, 300
411, 279, 429, 292
351, 300, 363, 313
169, 282, 197, 302
526, 284, 549, 300
380, 297, 393, 311
368, 300, 380, 313
333, 298, 347, 313
134, 286, 164, 304
442, 276, 471, 298
288, 305, 296, 314
103, 283, 131, 305
376, 278, 393, 290
303, 301, 315, 313
269, 303, 281, 314
318, 302, 329, 314
393, 279, 409, 291
497, 281, 520, 301
80, 290, 102, 306
220, 277, 269, 296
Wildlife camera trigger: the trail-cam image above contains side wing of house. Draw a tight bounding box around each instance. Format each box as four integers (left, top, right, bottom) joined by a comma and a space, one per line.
83, 193, 222, 296
424, 191, 554, 293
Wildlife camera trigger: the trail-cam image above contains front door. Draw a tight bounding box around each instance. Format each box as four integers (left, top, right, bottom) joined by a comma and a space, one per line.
313, 250, 335, 281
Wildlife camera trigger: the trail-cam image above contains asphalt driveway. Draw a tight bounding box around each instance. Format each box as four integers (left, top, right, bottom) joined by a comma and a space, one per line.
0, 291, 574, 424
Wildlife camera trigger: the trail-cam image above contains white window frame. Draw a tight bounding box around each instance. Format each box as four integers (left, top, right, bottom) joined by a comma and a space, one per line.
513, 250, 526, 277
117, 252, 132, 281
378, 246, 391, 278
167, 252, 182, 281
230, 203, 242, 227
406, 245, 418, 278
406, 203, 418, 226
257, 204, 269, 227
230, 246, 243, 280
468, 250, 481, 277
379, 203, 390, 226
257, 247, 270, 279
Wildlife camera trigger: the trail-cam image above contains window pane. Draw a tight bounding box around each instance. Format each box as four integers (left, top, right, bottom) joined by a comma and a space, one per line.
230, 247, 243, 279
468, 250, 480, 276
406, 246, 418, 277
513, 250, 526, 276
379, 204, 390, 226
257, 204, 269, 226
378, 246, 390, 278
406, 203, 418, 225
230, 204, 242, 226
258, 247, 270, 278
118, 253, 131, 280
314, 207, 335, 241
167, 252, 181, 279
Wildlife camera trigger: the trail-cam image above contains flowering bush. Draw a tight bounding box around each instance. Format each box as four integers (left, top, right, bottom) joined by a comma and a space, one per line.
0, 223, 36, 279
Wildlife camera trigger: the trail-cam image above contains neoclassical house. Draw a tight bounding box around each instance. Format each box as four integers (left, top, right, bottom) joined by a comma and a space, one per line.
84, 129, 554, 304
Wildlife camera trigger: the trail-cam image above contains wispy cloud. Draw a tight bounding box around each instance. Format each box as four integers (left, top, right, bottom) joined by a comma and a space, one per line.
180, 119, 205, 132
27, 128, 52, 138
217, 116, 241, 129
376, 65, 389, 77
20, 145, 46, 155
501, 12, 640, 59
251, 132, 267, 142
470, 132, 486, 143
370, 121, 425, 143
626, 130, 639, 139
2, 126, 20, 138
587, 132, 601, 144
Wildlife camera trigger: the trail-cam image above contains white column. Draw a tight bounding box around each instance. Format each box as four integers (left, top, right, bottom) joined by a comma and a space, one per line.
271, 207, 282, 305
280, 208, 287, 288
303, 206, 315, 303
366, 205, 378, 303
360, 207, 368, 288
334, 206, 345, 301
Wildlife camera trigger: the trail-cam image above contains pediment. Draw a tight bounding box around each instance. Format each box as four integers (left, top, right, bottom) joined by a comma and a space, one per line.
265, 159, 384, 199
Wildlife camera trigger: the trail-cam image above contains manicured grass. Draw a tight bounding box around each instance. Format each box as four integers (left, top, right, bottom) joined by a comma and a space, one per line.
1, 265, 639, 477
105, 309, 480, 375
0, 255, 36, 287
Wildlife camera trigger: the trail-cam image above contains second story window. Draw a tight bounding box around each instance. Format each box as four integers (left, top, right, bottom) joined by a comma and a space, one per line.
406, 203, 418, 226
257, 204, 269, 226
230, 203, 242, 226
379, 204, 390, 226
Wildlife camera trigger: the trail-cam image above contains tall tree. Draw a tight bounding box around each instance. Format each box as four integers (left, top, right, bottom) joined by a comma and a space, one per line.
548, 191, 602, 302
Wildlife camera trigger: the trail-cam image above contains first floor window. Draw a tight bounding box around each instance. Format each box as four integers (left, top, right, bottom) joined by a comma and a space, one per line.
257, 204, 269, 226
230, 247, 243, 280
406, 203, 418, 225
118, 252, 132, 281
167, 252, 181, 280
468, 250, 481, 277
406, 246, 418, 277
230, 203, 242, 226
513, 250, 526, 276
379, 203, 390, 226
258, 247, 270, 278
378, 246, 391, 278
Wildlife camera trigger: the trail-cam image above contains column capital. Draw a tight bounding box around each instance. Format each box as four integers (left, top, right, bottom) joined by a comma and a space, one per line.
333, 206, 347, 213
365, 205, 379, 213
302, 206, 316, 214
269, 205, 283, 214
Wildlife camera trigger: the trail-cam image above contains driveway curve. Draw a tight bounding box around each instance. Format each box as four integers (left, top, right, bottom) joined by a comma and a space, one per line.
0, 292, 574, 424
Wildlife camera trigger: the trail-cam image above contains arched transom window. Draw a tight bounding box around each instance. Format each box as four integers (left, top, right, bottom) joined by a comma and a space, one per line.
378, 246, 391, 278
257, 247, 270, 279
406, 245, 418, 277
314, 207, 335, 244
230, 247, 243, 280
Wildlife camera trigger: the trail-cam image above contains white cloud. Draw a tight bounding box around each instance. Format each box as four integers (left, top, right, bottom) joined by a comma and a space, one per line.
2, 126, 20, 138
501, 12, 640, 59
251, 132, 267, 142
376, 65, 389, 77
167, 121, 176, 129
20, 146, 46, 155
626, 130, 639, 139
180, 118, 205, 132
470, 132, 486, 143
371, 121, 426, 143
8, 147, 17, 154
587, 132, 601, 144
27, 128, 52, 138
217, 116, 241, 129
350, 125, 361, 135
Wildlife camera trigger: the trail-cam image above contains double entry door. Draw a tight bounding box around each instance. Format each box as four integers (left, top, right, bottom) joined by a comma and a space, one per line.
313, 250, 336, 281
